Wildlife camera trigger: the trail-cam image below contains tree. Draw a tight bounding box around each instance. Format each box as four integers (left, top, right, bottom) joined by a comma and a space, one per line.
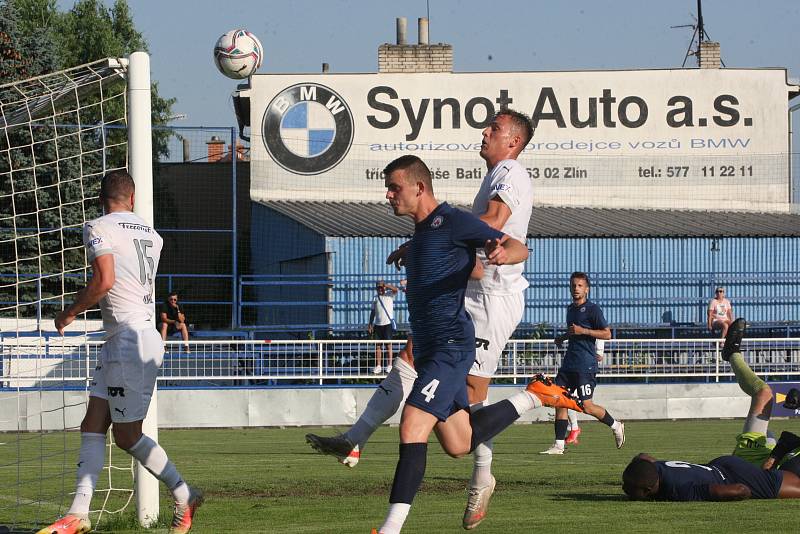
1, 0, 175, 319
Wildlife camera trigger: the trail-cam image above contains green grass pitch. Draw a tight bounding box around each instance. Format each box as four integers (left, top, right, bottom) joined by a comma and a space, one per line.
3, 419, 799, 533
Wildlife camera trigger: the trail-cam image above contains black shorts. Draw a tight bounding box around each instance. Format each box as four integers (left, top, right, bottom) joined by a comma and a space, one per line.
374, 323, 393, 339
555, 370, 597, 401
710, 455, 783, 499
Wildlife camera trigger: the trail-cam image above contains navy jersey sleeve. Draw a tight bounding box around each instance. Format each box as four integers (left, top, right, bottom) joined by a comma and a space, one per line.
591, 304, 609, 329
449, 210, 504, 248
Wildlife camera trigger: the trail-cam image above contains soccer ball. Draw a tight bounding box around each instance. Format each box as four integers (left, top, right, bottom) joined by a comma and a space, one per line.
213, 29, 264, 79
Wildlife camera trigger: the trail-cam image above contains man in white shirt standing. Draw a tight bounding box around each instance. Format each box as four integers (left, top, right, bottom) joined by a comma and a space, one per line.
41, 171, 201, 534
368, 280, 400, 374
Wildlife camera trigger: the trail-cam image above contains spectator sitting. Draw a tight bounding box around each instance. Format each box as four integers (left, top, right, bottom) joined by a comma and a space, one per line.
708, 286, 734, 338
159, 292, 190, 352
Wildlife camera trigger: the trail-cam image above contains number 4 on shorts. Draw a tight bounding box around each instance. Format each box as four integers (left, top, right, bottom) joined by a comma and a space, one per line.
421, 379, 440, 403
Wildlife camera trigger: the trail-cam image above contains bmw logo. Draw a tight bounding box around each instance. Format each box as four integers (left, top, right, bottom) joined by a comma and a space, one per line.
262, 83, 354, 175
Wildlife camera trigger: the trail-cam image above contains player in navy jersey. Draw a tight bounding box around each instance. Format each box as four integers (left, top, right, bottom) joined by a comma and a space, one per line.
373, 155, 565, 534
622, 453, 800, 501
541, 272, 624, 454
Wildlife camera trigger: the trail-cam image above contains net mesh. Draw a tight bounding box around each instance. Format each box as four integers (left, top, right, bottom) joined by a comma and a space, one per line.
0, 58, 135, 530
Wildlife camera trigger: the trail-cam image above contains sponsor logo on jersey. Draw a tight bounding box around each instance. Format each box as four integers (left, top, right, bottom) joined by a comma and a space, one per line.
88, 237, 103, 246
431, 215, 444, 228
493, 183, 512, 192
118, 222, 152, 233
262, 83, 354, 175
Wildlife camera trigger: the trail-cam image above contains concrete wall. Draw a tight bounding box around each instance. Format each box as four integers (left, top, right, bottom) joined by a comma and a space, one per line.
1, 383, 761, 432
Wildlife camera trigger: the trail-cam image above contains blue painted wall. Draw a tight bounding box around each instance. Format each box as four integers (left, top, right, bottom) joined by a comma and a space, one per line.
250, 205, 800, 330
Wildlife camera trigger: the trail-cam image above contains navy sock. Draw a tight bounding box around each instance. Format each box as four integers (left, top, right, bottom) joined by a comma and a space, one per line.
389, 442, 428, 504
555, 418, 569, 440
469, 399, 521, 452
601, 411, 616, 427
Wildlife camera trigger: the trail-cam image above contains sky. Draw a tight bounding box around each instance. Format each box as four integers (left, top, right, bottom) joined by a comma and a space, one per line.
57, 0, 800, 129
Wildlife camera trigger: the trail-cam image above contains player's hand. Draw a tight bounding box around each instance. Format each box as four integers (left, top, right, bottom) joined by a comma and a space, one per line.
367, 324, 373, 335
485, 235, 510, 265
567, 324, 586, 336
762, 457, 776, 470
469, 260, 485, 280
55, 310, 75, 336
386, 244, 409, 270
596, 354, 604, 362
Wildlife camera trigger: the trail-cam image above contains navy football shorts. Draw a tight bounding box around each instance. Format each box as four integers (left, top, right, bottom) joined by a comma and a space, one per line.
710, 455, 784, 499
555, 370, 597, 401
406, 347, 475, 421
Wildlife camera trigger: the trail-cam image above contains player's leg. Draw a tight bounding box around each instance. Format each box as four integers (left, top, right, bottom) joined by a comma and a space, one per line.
307, 338, 416, 466
462, 290, 523, 526
377, 352, 453, 534
37, 347, 117, 534
109, 328, 202, 534
574, 372, 625, 449
541, 371, 573, 454
566, 409, 581, 444
722, 318, 773, 434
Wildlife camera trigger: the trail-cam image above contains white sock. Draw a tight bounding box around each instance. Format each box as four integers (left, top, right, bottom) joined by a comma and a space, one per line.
469, 401, 494, 488
345, 358, 417, 448
127, 434, 191, 504
380, 502, 411, 534
507, 389, 542, 415
555, 439, 566, 449
567, 410, 579, 431
68, 432, 106, 517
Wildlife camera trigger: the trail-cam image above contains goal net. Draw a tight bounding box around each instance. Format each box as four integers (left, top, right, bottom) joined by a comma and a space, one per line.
0, 56, 149, 531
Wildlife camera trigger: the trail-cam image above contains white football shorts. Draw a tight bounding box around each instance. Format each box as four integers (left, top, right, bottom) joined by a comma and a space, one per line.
465, 289, 525, 378
90, 325, 164, 423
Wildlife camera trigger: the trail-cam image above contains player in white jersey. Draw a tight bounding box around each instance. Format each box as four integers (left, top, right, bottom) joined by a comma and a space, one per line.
306, 110, 535, 530
41, 171, 201, 534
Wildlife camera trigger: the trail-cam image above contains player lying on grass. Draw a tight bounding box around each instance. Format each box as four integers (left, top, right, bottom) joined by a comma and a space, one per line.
622, 453, 800, 501
622, 317, 800, 502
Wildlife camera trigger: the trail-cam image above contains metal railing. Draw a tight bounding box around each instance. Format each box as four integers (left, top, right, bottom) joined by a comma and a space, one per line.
3, 337, 800, 387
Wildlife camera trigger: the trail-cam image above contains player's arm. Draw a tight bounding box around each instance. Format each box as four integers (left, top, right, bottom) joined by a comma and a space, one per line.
386, 241, 412, 270
368, 303, 376, 333
567, 324, 611, 340
479, 197, 512, 230
383, 282, 400, 293
55, 254, 115, 335
484, 234, 528, 266
708, 483, 751, 501
765, 430, 800, 469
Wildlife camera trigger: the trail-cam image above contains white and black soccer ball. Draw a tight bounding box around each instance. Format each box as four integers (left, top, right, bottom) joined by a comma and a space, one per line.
213, 29, 264, 79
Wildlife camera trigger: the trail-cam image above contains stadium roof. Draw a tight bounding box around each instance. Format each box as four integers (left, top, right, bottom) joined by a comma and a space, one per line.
258, 200, 800, 238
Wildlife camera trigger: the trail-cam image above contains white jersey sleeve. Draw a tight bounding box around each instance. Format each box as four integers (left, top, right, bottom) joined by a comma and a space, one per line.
469, 159, 533, 295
